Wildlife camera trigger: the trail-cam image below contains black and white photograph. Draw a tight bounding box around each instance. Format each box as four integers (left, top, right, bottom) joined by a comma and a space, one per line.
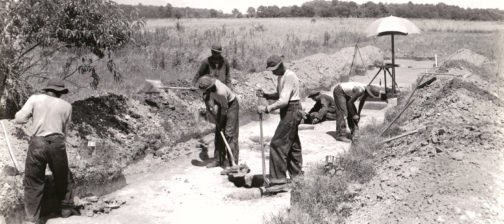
0, 0, 503, 223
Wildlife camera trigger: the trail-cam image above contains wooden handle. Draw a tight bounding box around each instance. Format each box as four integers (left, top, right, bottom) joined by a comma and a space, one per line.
1, 121, 20, 172
259, 113, 267, 186
220, 131, 236, 167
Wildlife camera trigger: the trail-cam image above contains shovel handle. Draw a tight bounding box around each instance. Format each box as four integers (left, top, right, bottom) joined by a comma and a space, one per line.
1, 121, 20, 172
259, 113, 267, 186
220, 131, 236, 167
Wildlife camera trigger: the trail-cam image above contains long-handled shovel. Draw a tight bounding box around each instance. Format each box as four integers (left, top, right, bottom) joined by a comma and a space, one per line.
259, 112, 269, 187
1, 121, 20, 173
220, 131, 237, 167
219, 131, 249, 177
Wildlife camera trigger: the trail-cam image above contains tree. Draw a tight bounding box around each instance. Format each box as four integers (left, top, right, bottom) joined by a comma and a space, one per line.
232, 8, 242, 18
247, 7, 256, 18
209, 9, 218, 18
165, 3, 173, 18
0, 0, 143, 118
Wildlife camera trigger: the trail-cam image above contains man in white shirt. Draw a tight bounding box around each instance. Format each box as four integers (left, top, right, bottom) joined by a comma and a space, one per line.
333, 82, 384, 141
15, 78, 78, 223
257, 55, 303, 186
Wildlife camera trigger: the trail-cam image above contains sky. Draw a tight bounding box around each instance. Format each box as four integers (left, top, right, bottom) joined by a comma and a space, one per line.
113, 0, 504, 14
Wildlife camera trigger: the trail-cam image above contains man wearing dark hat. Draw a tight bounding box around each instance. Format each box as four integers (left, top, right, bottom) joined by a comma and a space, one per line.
305, 91, 337, 124
333, 82, 384, 142
192, 44, 231, 87
256, 55, 303, 186
15, 78, 78, 223
198, 76, 240, 169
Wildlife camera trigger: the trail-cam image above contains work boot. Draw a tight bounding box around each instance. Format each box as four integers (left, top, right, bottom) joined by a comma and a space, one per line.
206, 160, 220, 168
61, 207, 80, 218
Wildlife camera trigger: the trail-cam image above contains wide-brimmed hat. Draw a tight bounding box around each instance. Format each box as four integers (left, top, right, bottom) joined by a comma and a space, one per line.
198, 76, 216, 91
266, 55, 283, 71
307, 90, 320, 98
210, 44, 222, 53
42, 78, 68, 94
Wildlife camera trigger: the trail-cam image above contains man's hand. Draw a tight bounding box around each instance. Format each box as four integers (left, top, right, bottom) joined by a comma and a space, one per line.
257, 105, 267, 114
256, 89, 264, 98
312, 118, 320, 124
352, 115, 359, 121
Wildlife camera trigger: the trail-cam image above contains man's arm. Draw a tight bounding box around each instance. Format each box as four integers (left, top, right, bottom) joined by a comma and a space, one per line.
14, 96, 34, 124
224, 60, 231, 86
357, 93, 368, 116
315, 98, 330, 119
308, 101, 321, 114
192, 60, 210, 86
266, 75, 294, 112
203, 93, 217, 121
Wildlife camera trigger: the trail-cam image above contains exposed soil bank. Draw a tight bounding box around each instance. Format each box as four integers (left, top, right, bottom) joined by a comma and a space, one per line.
0, 45, 383, 221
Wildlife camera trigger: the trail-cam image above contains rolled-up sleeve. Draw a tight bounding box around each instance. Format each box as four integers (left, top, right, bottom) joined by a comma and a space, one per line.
267, 75, 294, 111
15, 96, 34, 124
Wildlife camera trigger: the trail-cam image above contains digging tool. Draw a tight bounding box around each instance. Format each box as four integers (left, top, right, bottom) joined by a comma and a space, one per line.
1, 120, 20, 172
144, 79, 197, 93
220, 131, 236, 167
219, 131, 250, 177
380, 99, 415, 136
379, 127, 426, 145
259, 112, 268, 187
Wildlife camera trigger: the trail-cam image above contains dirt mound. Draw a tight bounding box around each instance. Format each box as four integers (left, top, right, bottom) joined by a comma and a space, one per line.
440, 48, 501, 83
347, 74, 504, 223
443, 48, 489, 67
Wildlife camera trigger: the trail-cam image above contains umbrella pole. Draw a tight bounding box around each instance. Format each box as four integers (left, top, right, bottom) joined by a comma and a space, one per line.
391, 34, 396, 94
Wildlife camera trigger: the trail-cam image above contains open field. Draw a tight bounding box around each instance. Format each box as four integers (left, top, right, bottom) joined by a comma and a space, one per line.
37, 18, 503, 102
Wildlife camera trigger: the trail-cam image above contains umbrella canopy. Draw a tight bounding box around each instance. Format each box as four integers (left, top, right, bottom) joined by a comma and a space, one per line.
365, 16, 421, 37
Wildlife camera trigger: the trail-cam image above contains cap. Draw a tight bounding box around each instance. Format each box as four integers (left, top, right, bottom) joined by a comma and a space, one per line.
266, 55, 283, 71
42, 78, 68, 94
210, 44, 222, 53
198, 76, 216, 90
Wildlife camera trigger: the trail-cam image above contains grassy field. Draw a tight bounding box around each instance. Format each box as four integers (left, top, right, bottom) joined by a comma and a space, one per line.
30, 18, 503, 101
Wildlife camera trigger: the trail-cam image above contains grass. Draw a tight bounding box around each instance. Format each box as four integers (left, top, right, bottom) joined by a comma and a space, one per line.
22, 18, 503, 103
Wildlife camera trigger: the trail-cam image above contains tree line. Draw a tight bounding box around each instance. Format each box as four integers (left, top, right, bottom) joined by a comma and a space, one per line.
121, 0, 504, 21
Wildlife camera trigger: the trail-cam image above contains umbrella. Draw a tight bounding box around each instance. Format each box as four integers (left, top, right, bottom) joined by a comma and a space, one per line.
365, 16, 421, 94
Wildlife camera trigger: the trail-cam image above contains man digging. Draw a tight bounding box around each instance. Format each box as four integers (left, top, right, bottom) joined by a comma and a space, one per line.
197, 76, 240, 170
305, 91, 337, 124
256, 55, 303, 188
15, 78, 79, 223
333, 82, 384, 142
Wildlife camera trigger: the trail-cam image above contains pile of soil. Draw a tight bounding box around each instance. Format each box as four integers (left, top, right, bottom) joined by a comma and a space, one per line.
347, 63, 504, 222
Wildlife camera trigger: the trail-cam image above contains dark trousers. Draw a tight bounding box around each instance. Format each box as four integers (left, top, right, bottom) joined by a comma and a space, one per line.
24, 135, 74, 222
214, 99, 240, 167
269, 101, 303, 183
333, 86, 358, 137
